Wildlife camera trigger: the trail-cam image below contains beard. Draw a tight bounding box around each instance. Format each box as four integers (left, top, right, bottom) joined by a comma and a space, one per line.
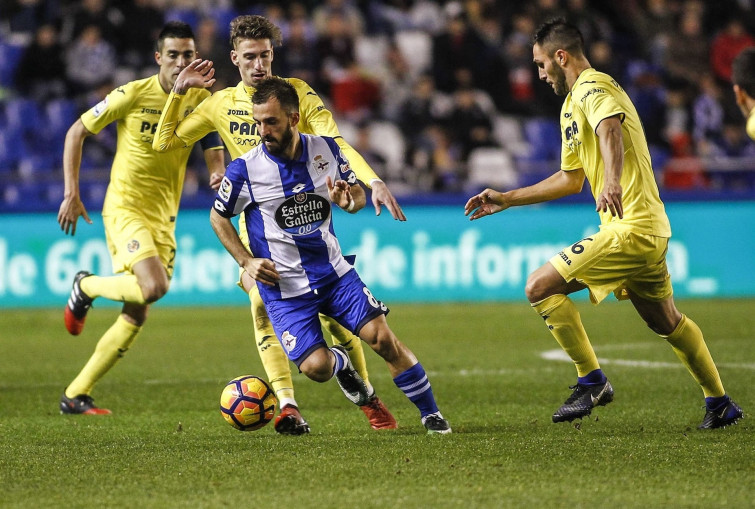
263, 125, 294, 156
552, 64, 569, 97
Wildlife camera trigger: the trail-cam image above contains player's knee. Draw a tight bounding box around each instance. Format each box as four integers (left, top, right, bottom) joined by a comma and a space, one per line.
300, 362, 331, 383
139, 279, 170, 303
525, 273, 547, 303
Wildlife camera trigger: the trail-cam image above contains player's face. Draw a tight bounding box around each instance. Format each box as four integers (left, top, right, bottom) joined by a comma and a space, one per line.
231, 38, 274, 88
254, 97, 298, 157
533, 43, 569, 97
155, 37, 197, 91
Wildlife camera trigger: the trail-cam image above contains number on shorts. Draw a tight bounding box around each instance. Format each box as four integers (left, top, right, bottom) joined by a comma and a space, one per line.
363, 287, 387, 311
570, 237, 594, 255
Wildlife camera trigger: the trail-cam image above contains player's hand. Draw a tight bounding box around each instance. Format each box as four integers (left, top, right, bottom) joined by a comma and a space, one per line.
57, 195, 92, 236
208, 171, 224, 191
326, 176, 351, 209
464, 188, 506, 220
370, 180, 406, 221
173, 59, 216, 94
244, 258, 280, 286
596, 182, 623, 218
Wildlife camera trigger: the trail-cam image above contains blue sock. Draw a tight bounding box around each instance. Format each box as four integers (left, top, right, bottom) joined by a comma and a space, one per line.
393, 363, 439, 418
577, 369, 606, 386
330, 347, 347, 377
705, 395, 730, 411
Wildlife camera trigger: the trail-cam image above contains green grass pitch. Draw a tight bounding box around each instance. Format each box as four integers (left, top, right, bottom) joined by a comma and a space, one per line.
1, 300, 753, 508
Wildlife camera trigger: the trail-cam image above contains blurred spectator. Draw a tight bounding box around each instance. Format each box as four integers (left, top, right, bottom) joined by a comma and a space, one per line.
710, 16, 755, 85
412, 124, 464, 191
370, 0, 445, 35
374, 40, 414, 122
65, 24, 116, 99
0, 0, 61, 42
664, 9, 710, 90
275, 15, 319, 89
329, 60, 381, 123
59, 0, 124, 50
119, 0, 164, 71
693, 74, 725, 156
312, 0, 365, 38
195, 16, 235, 91
663, 80, 693, 157
446, 86, 497, 159
565, 0, 613, 47
630, 0, 676, 66
316, 11, 356, 92
352, 121, 387, 171
589, 39, 624, 83
14, 23, 68, 101
502, 11, 538, 114
397, 73, 452, 157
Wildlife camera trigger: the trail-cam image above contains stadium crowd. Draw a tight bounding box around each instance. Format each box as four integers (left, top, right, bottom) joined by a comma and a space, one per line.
1, 0, 755, 211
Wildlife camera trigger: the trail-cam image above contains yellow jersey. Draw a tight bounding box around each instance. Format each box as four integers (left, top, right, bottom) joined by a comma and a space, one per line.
560, 68, 671, 237
81, 75, 216, 226
153, 78, 379, 183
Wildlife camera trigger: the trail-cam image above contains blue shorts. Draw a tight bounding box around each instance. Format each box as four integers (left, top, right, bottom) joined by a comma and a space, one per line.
264, 269, 389, 367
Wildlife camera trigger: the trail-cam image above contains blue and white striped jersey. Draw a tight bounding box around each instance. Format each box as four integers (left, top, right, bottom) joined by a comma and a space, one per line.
213, 133, 358, 301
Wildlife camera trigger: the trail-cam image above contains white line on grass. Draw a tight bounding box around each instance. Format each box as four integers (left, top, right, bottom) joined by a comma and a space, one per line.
540, 348, 755, 370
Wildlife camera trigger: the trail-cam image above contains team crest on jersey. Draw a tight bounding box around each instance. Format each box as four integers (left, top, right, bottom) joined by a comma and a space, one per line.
92, 97, 108, 117
218, 176, 232, 201
275, 193, 330, 236
127, 240, 140, 253
281, 331, 297, 352
313, 154, 329, 174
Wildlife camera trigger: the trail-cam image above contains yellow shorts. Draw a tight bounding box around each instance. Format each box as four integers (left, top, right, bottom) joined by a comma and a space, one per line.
549, 225, 673, 304
103, 211, 176, 277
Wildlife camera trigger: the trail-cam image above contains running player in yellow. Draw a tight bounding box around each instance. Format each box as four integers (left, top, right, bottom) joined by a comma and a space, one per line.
465, 19, 743, 429
57, 21, 225, 414
152, 15, 402, 434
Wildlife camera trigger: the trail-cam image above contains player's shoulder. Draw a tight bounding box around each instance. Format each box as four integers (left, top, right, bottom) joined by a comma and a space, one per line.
574, 69, 618, 91
284, 77, 319, 97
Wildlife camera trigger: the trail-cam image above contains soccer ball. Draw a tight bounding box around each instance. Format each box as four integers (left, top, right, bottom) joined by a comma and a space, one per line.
219, 375, 277, 431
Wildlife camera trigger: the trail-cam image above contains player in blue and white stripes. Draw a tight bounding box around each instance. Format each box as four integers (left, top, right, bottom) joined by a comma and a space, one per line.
210, 77, 450, 434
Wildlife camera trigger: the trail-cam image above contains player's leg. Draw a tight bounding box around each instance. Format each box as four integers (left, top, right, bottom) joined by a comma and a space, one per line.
242, 272, 309, 435
627, 290, 743, 429
61, 302, 146, 415
320, 315, 397, 429
64, 216, 168, 335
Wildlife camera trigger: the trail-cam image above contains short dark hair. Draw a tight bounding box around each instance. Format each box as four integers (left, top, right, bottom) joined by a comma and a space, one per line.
732, 47, 755, 97
533, 18, 585, 58
229, 15, 282, 49
252, 77, 299, 113
156, 21, 195, 52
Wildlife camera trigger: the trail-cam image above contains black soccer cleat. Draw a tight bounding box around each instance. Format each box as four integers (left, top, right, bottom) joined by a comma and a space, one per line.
698, 398, 743, 429
552, 379, 614, 423
60, 392, 112, 415
64, 270, 94, 335
422, 413, 452, 434
332, 345, 371, 406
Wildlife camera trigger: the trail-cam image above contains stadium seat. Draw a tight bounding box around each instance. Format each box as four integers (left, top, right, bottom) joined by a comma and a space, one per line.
17, 154, 56, 180
492, 114, 530, 158
0, 41, 25, 88
394, 30, 432, 76
367, 120, 406, 180
45, 99, 79, 155
4, 97, 43, 135
465, 147, 518, 192
522, 118, 562, 161
0, 128, 22, 170
355, 35, 389, 71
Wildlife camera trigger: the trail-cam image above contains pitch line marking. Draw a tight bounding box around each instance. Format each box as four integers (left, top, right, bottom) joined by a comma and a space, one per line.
540, 348, 755, 370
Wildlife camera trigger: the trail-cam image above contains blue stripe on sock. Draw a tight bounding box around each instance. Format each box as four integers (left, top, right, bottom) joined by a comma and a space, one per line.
393, 363, 439, 417
578, 369, 606, 386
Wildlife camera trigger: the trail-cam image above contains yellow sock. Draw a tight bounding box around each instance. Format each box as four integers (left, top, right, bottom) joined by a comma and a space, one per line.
249, 286, 295, 403
80, 274, 147, 304
532, 294, 600, 377
321, 315, 371, 390
661, 314, 725, 398
65, 315, 141, 397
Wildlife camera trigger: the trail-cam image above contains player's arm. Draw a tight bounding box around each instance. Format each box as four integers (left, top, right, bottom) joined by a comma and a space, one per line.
327, 176, 366, 213
199, 132, 225, 190
153, 61, 216, 154
58, 118, 94, 236
210, 208, 280, 286
464, 169, 585, 220
297, 79, 406, 220
595, 114, 624, 218
335, 138, 406, 221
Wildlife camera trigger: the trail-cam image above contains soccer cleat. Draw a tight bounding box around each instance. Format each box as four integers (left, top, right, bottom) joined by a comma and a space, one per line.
64, 270, 94, 335
360, 396, 398, 430
274, 404, 310, 435
698, 399, 744, 429
422, 413, 452, 434
552, 379, 614, 423
60, 392, 112, 415
332, 345, 371, 406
